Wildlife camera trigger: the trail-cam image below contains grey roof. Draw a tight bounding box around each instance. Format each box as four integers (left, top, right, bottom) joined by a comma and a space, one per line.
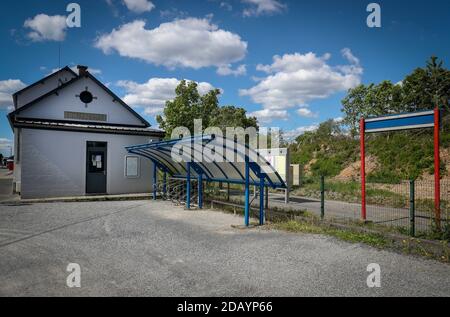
13, 118, 165, 137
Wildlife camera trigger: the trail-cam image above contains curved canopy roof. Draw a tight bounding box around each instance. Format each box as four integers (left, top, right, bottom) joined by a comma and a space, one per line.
126, 135, 286, 189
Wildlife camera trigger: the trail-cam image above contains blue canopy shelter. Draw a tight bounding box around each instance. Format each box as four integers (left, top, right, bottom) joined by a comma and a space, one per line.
126, 135, 286, 226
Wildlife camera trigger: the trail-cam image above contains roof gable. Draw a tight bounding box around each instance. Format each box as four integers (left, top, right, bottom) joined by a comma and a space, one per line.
10, 71, 150, 128
13, 67, 78, 108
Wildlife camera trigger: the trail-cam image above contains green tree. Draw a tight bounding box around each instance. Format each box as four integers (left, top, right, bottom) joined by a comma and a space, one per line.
341, 81, 402, 135
341, 56, 449, 135
156, 80, 221, 138
402, 56, 450, 112
209, 106, 258, 131
156, 80, 258, 138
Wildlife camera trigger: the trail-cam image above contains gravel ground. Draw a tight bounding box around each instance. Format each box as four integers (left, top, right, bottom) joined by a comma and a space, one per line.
0, 200, 449, 297
0, 168, 15, 202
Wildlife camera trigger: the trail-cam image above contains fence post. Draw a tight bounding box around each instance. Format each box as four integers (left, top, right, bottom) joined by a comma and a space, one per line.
320, 176, 325, 220
434, 107, 441, 230
360, 117, 367, 221
409, 179, 415, 237
186, 162, 191, 210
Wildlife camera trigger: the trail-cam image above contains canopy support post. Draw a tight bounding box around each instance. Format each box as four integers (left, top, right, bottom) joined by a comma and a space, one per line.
153, 163, 158, 200
259, 175, 265, 225
186, 162, 191, 210
162, 170, 167, 197
244, 157, 250, 227
198, 172, 203, 209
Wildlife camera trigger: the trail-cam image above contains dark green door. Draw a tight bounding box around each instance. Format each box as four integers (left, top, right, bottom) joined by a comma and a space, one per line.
86, 141, 107, 194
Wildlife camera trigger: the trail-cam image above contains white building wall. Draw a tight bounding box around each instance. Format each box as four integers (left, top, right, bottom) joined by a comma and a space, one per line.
12, 128, 21, 193
20, 128, 159, 199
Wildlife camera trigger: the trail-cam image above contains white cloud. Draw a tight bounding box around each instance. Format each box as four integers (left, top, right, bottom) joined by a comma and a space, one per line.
217, 64, 247, 76
283, 125, 318, 140
242, 0, 287, 17
220, 2, 233, 11
95, 18, 248, 71
23, 14, 67, 42
0, 138, 13, 156
159, 8, 187, 19
117, 78, 217, 116
0, 79, 27, 110
240, 49, 362, 113
123, 0, 155, 13
48, 66, 102, 76
297, 108, 318, 118
249, 108, 288, 123
341, 48, 359, 65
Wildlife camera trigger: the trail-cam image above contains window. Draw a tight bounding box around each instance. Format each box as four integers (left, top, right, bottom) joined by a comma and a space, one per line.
88, 152, 105, 173
125, 156, 140, 178
79, 91, 94, 104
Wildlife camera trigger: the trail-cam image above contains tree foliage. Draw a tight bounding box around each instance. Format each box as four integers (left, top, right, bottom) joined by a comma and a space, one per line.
156, 80, 258, 138
290, 120, 359, 177
341, 56, 450, 135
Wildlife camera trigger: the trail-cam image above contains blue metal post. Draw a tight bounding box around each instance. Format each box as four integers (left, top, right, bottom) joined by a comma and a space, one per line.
152, 163, 157, 200
186, 162, 191, 209
259, 176, 265, 225
244, 158, 250, 227
198, 173, 203, 209
163, 170, 167, 196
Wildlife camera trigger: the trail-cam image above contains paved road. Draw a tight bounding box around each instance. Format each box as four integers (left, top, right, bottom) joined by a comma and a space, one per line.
0, 200, 449, 297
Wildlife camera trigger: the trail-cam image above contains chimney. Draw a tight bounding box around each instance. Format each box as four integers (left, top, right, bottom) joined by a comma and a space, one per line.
77, 65, 88, 77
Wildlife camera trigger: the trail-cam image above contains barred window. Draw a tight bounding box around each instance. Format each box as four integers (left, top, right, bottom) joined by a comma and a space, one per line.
64, 111, 107, 122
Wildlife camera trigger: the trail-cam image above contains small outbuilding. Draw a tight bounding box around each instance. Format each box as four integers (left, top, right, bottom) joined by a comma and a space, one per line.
8, 66, 164, 199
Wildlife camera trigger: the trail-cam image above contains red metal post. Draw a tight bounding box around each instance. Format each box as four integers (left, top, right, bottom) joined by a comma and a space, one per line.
360, 118, 367, 221
434, 108, 441, 229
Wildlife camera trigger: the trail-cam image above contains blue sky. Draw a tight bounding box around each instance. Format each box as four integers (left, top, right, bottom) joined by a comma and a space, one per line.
1, 0, 449, 156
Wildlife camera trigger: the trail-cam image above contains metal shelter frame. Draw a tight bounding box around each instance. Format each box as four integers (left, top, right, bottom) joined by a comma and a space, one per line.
126, 135, 287, 226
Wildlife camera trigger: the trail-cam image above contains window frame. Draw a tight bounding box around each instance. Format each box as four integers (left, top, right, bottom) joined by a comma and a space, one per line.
124, 155, 140, 178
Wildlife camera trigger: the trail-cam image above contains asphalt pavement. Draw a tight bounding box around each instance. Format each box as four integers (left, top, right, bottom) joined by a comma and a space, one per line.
0, 200, 449, 296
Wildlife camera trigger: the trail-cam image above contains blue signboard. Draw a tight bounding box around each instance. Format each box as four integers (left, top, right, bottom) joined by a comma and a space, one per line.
365, 110, 435, 133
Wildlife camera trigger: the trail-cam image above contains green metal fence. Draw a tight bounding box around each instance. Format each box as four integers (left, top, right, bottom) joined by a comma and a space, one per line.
294, 176, 449, 239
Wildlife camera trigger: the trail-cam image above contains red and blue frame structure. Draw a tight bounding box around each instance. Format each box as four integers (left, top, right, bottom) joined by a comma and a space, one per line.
360, 108, 441, 228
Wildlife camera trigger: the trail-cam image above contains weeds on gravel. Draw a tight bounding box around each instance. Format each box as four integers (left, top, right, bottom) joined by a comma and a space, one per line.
271, 220, 388, 248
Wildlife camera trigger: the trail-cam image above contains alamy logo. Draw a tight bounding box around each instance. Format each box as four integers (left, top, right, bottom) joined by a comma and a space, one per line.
66, 3, 81, 28
366, 263, 381, 288
66, 263, 81, 288
366, 3, 381, 28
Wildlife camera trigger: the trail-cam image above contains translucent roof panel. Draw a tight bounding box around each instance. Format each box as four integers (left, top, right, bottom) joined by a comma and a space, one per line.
126, 135, 286, 188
